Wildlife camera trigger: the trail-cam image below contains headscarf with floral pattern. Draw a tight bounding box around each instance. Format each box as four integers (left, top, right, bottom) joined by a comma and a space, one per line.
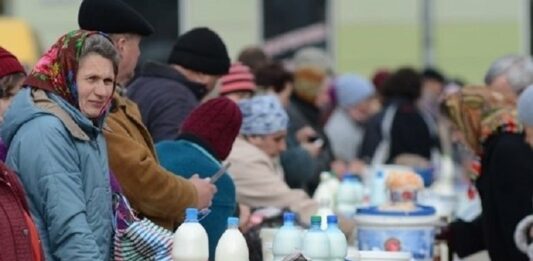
442, 85, 522, 156
24, 30, 114, 110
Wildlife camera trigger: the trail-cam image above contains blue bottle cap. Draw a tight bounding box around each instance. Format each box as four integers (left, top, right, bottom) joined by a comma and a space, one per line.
185, 208, 198, 222
227, 217, 239, 227
283, 212, 296, 223
327, 215, 338, 224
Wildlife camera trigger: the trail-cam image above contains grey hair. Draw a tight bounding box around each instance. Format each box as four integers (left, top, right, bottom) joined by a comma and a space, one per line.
80, 34, 120, 76
485, 54, 533, 93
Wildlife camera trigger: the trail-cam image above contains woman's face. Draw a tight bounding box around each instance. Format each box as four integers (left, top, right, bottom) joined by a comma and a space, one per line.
0, 77, 24, 123
76, 53, 115, 119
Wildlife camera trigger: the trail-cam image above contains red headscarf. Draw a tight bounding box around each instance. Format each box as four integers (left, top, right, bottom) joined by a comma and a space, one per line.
24, 30, 115, 111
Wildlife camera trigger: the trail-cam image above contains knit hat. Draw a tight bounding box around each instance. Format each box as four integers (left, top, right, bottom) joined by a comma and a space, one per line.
0, 47, 25, 78
168, 27, 230, 75
518, 85, 533, 127
78, 0, 154, 36
239, 95, 288, 135
219, 63, 256, 95
335, 74, 375, 109
181, 97, 242, 160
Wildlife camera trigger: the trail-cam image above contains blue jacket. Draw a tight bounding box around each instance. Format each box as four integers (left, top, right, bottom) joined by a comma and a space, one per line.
156, 139, 236, 261
1, 88, 113, 260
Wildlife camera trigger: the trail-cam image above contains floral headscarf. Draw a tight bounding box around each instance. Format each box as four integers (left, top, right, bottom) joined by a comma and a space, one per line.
442, 85, 522, 156
24, 30, 114, 110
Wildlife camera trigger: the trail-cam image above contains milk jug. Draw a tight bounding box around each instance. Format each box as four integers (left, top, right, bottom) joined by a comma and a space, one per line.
326, 215, 347, 261
302, 216, 330, 261
272, 212, 302, 261
336, 174, 364, 217
172, 208, 209, 261
215, 217, 249, 261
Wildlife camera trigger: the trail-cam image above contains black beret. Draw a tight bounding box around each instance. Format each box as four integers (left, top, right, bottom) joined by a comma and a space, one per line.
78, 0, 155, 36
168, 27, 230, 75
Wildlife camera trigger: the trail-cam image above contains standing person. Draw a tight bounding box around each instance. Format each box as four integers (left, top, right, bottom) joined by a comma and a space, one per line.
127, 27, 230, 142
78, 0, 215, 230
325, 74, 375, 162
287, 47, 335, 194
219, 62, 256, 103
443, 86, 533, 261
156, 97, 242, 261
0, 46, 43, 261
359, 67, 439, 165
0, 46, 27, 160
1, 30, 117, 260
485, 54, 533, 99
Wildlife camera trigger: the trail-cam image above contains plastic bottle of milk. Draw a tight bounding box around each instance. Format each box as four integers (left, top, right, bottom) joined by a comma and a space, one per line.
326, 215, 347, 261
336, 174, 364, 217
272, 212, 302, 261
215, 217, 249, 261
302, 216, 330, 261
172, 208, 209, 261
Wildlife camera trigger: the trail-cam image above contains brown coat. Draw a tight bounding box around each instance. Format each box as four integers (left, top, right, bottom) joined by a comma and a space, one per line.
227, 137, 318, 225
105, 94, 197, 229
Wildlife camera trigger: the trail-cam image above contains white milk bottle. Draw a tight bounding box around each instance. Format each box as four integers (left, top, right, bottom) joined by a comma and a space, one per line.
272, 212, 302, 261
336, 174, 364, 217
326, 215, 347, 261
302, 216, 330, 261
172, 208, 209, 261
215, 217, 249, 261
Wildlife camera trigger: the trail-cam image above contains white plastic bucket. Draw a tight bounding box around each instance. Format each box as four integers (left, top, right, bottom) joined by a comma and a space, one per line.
354, 205, 438, 261
349, 250, 412, 261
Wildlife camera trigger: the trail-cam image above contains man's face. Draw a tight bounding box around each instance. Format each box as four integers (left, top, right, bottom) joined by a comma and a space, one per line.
114, 34, 141, 86
347, 98, 373, 123
422, 79, 444, 103
248, 130, 287, 158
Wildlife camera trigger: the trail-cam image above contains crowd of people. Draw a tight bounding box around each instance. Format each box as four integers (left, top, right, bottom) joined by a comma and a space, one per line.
2, 0, 533, 260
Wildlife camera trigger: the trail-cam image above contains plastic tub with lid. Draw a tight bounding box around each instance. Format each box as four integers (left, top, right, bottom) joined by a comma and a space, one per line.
354, 205, 438, 261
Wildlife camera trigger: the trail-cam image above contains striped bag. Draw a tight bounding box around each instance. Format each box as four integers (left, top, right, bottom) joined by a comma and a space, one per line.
111, 173, 174, 261
113, 218, 174, 261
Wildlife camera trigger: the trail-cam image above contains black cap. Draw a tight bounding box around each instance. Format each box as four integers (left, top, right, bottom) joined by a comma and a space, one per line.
78, 0, 155, 36
168, 27, 230, 75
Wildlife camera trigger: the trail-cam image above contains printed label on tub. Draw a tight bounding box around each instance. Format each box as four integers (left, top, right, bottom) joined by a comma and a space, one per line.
358, 227, 434, 260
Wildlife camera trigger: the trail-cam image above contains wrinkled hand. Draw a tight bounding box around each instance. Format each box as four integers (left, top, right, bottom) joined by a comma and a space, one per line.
189, 174, 217, 209
296, 126, 317, 144
301, 142, 321, 158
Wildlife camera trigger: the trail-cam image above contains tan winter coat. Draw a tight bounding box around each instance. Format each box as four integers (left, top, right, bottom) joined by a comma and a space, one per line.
227, 137, 318, 224
105, 93, 197, 230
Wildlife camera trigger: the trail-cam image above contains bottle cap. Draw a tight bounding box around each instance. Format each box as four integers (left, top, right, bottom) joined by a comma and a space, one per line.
185, 208, 198, 222
327, 215, 338, 224
283, 212, 296, 223
227, 217, 239, 227
310, 215, 321, 225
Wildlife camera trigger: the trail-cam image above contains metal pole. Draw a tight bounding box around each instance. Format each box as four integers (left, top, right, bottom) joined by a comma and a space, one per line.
523, 0, 531, 55
421, 0, 435, 68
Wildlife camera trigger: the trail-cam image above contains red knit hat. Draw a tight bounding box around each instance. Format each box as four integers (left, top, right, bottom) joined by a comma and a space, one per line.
181, 97, 243, 160
0, 47, 25, 78
219, 62, 256, 95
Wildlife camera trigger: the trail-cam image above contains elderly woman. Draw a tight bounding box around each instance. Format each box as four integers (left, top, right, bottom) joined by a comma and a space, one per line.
443, 86, 533, 261
1, 30, 118, 260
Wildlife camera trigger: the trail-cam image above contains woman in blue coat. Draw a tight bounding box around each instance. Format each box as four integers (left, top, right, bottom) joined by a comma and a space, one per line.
1, 30, 118, 260
156, 97, 242, 260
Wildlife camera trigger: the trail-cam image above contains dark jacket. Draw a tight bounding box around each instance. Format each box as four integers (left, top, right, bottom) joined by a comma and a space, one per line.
127, 62, 208, 142
359, 98, 438, 164
286, 95, 334, 194
476, 133, 533, 261
156, 138, 236, 261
